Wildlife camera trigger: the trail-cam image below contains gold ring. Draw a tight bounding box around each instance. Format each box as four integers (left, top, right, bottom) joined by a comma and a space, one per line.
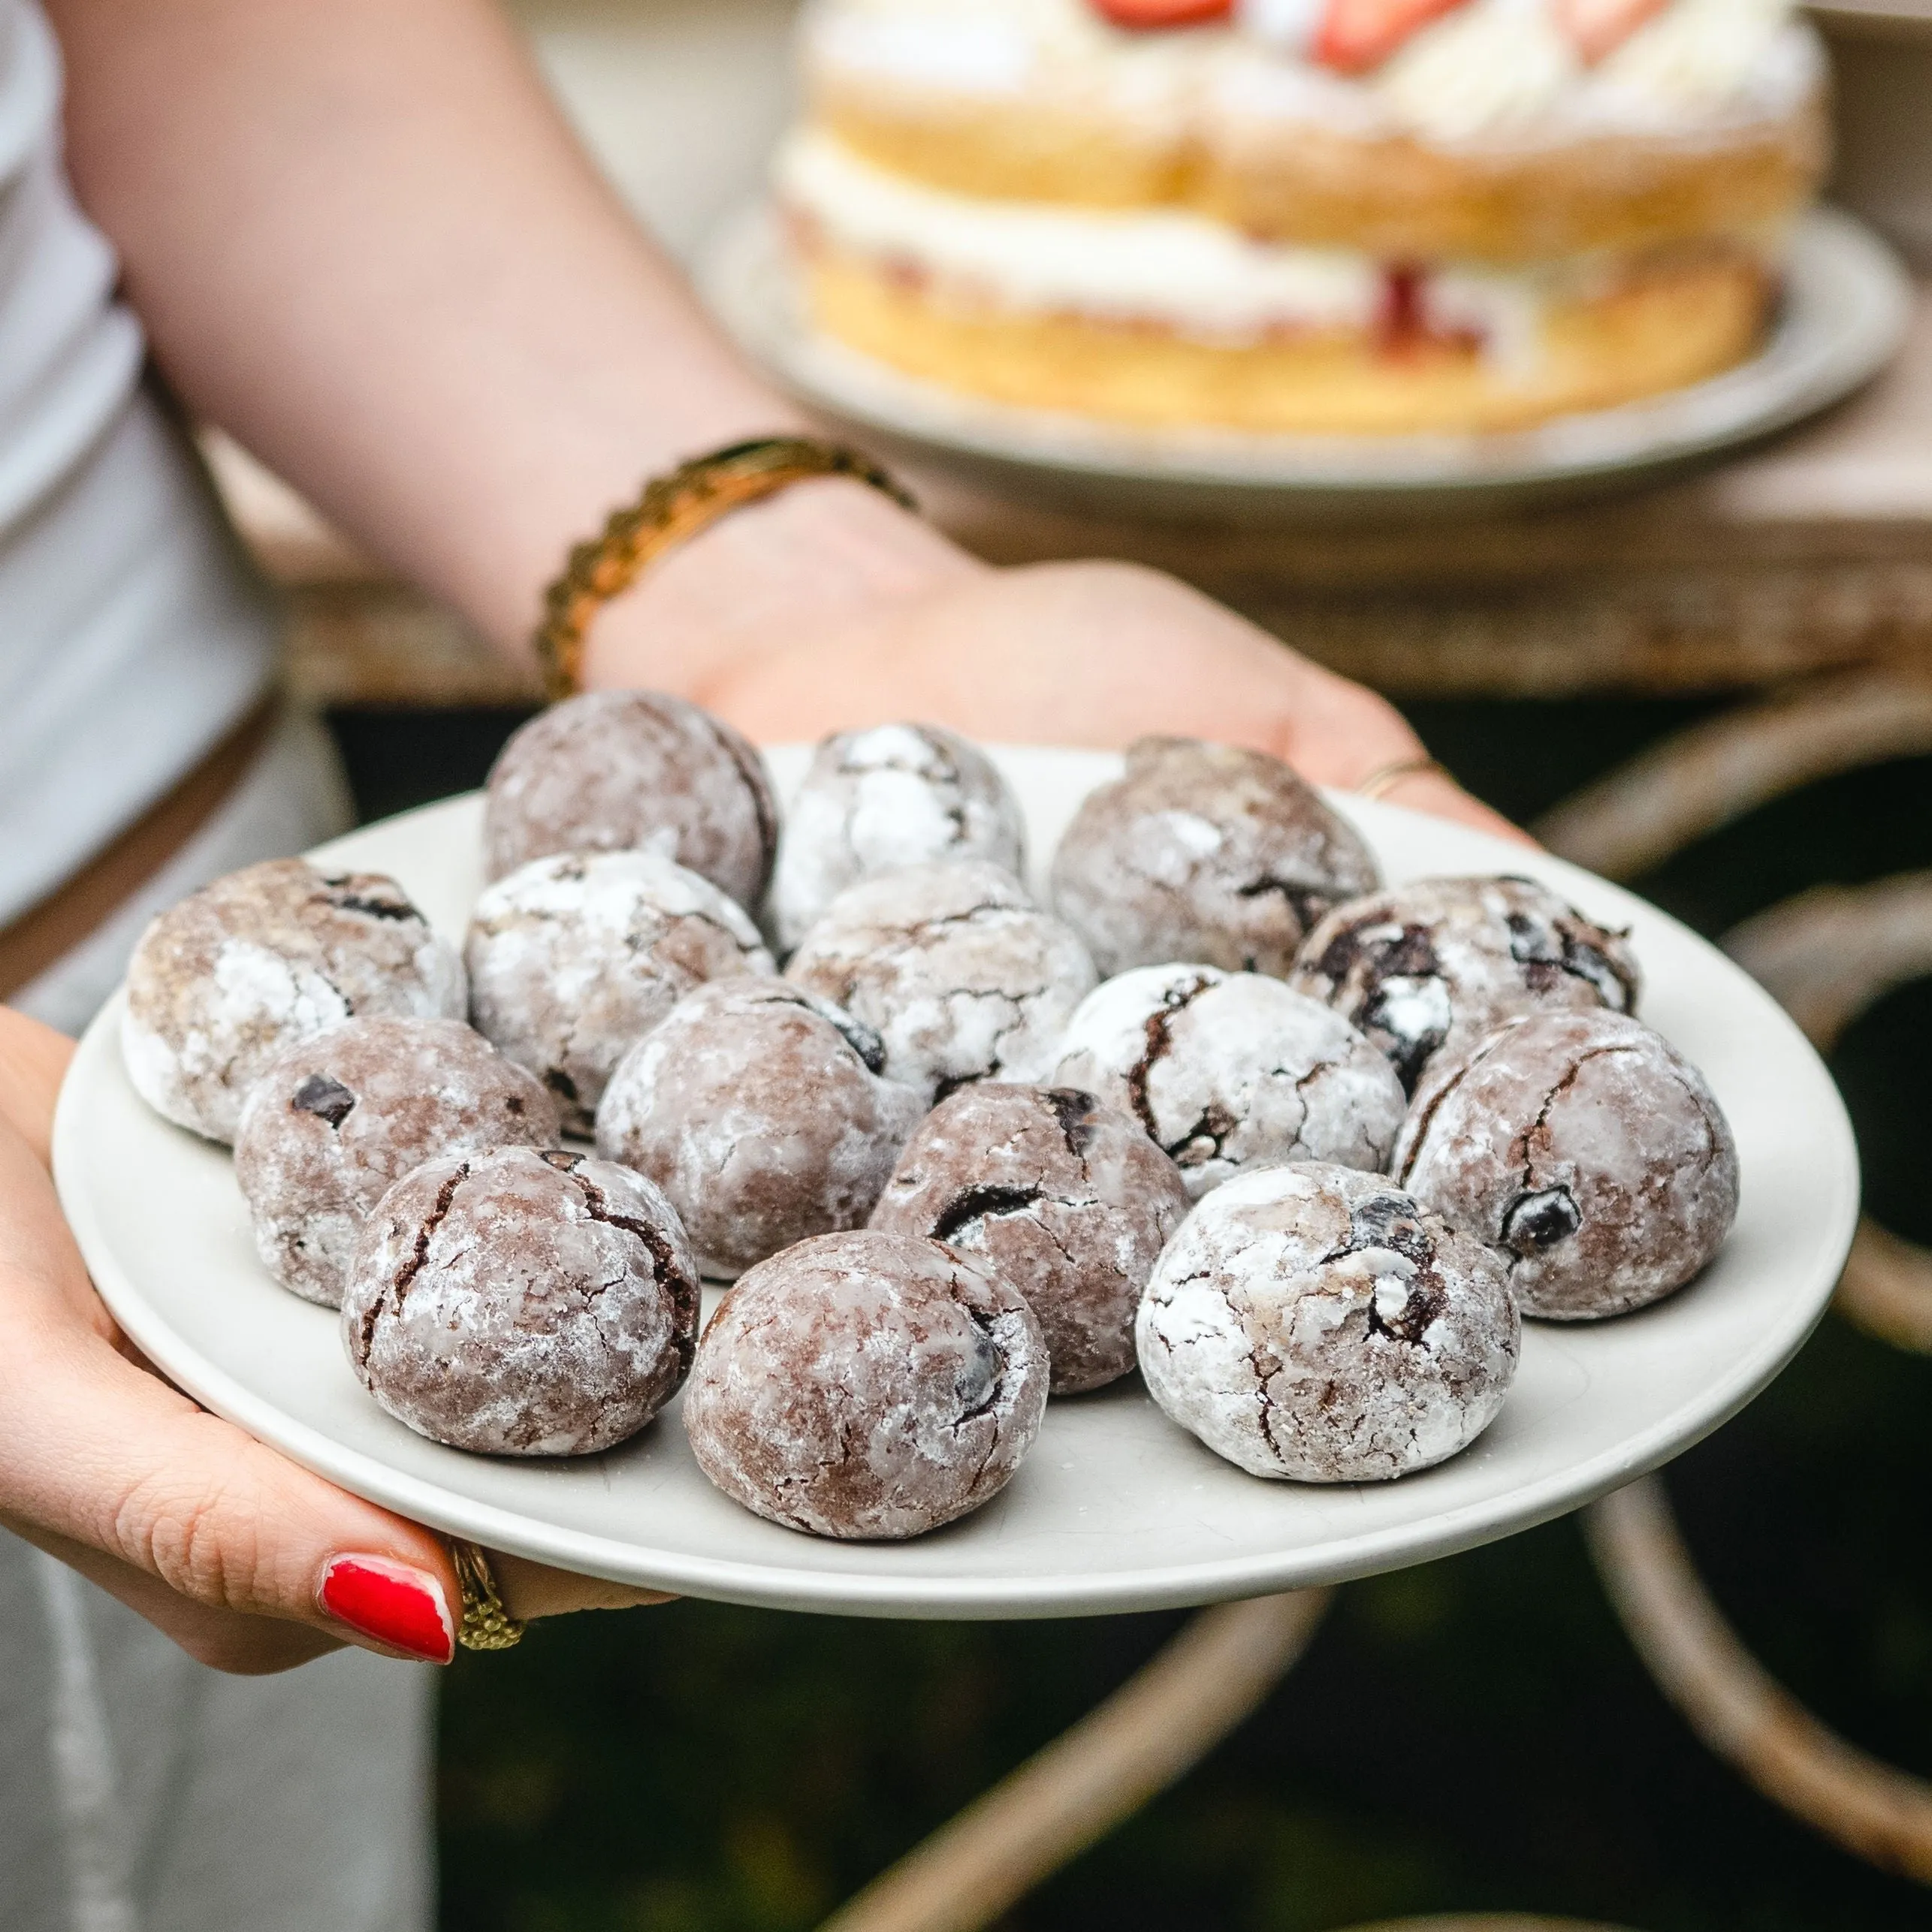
1354, 755, 1451, 801
451, 1541, 526, 1651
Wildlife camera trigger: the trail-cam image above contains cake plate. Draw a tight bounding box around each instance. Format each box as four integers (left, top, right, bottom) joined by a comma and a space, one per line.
696, 205, 1912, 525
53, 747, 1859, 1619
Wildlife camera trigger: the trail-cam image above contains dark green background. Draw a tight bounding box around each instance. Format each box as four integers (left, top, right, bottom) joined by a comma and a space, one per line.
328, 698, 1932, 1932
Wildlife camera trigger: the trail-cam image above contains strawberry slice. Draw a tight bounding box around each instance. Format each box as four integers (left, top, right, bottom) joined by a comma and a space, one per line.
1090, 0, 1233, 28
1553, 0, 1669, 64
1314, 0, 1472, 73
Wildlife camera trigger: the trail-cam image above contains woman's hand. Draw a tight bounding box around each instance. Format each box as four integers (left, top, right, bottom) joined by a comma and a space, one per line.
0, 1009, 660, 1672
706, 560, 1523, 841
1, 1019, 455, 1671
584, 480, 1527, 844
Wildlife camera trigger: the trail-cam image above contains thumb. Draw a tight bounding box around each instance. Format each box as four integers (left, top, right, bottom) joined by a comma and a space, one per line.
8, 1318, 462, 1665
1, 1121, 460, 1667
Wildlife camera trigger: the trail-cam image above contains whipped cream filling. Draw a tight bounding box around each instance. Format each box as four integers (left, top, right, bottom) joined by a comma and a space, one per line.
801, 0, 1821, 148
1373, 0, 1581, 143
780, 130, 1569, 365
804, 0, 1200, 124
1588, 0, 1819, 125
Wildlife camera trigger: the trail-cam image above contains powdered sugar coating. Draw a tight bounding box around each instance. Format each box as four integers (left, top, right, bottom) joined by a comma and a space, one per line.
1291, 874, 1641, 1094
784, 860, 1097, 1101
466, 850, 775, 1133
236, 1016, 560, 1308
870, 1083, 1191, 1393
343, 1146, 700, 1456
596, 978, 927, 1278
483, 690, 778, 909
121, 859, 466, 1143
1394, 1008, 1739, 1321
1137, 1162, 1519, 1483
1052, 964, 1406, 1197
684, 1229, 1048, 1538
771, 723, 1028, 952
1050, 737, 1380, 980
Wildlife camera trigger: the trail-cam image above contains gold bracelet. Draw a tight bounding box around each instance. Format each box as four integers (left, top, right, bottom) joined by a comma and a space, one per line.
1354, 755, 1451, 801
533, 436, 916, 702
451, 1540, 526, 1652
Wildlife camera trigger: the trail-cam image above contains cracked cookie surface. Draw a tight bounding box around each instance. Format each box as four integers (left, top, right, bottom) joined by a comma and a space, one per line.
121, 858, 466, 1142
1052, 964, 1406, 1197
236, 1016, 559, 1308
1137, 1162, 1518, 1482
784, 859, 1096, 1102
1291, 874, 1641, 1095
771, 723, 1026, 952
482, 689, 777, 910
343, 1146, 700, 1456
1394, 1008, 1738, 1321
466, 849, 775, 1133
596, 979, 926, 1278
871, 1083, 1191, 1393
1049, 737, 1379, 980
684, 1229, 1048, 1539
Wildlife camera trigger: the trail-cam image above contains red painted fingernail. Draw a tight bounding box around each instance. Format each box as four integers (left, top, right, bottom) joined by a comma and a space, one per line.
319, 1556, 454, 1664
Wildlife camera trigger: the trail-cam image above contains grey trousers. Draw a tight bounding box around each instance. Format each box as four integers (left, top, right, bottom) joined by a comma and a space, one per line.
4, 708, 436, 1932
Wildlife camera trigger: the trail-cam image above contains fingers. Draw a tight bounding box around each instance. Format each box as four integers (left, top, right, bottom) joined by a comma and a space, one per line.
1220, 613, 1538, 844
488, 1549, 677, 1620
702, 558, 1538, 853
1, 1120, 461, 1670
1028, 568, 1489, 818
3, 1513, 346, 1674
23, 1338, 463, 1664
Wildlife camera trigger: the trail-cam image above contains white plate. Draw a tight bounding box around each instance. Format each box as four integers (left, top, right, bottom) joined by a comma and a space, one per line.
696, 204, 1912, 525
53, 747, 1858, 1620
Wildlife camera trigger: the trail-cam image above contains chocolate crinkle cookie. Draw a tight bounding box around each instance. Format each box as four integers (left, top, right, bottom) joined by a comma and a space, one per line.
343, 1146, 700, 1456
121, 859, 466, 1143
1393, 1008, 1739, 1321
770, 723, 1028, 953
1052, 964, 1405, 1197
1138, 1163, 1519, 1482
784, 860, 1096, 1102
1290, 874, 1641, 1094
870, 1084, 1191, 1393
236, 1016, 560, 1308
1049, 737, 1380, 980
596, 979, 925, 1278
466, 849, 774, 1133
482, 690, 778, 910
684, 1230, 1048, 1538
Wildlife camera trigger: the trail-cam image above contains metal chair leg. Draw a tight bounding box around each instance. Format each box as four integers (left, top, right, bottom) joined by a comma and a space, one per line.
1587, 1478, 1932, 1883
818, 1589, 1330, 1932
1533, 671, 1932, 882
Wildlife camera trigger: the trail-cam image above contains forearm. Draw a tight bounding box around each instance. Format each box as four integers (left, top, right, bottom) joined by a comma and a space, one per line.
47, 0, 959, 683
45, 0, 1506, 831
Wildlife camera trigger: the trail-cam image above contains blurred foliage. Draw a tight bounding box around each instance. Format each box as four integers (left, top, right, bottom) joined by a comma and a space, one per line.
330, 698, 1932, 1932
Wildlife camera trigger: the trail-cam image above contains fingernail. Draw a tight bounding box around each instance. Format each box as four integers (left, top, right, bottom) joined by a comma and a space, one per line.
319, 1556, 454, 1664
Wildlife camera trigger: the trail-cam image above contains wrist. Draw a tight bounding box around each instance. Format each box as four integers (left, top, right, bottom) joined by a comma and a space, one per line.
577, 472, 985, 701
